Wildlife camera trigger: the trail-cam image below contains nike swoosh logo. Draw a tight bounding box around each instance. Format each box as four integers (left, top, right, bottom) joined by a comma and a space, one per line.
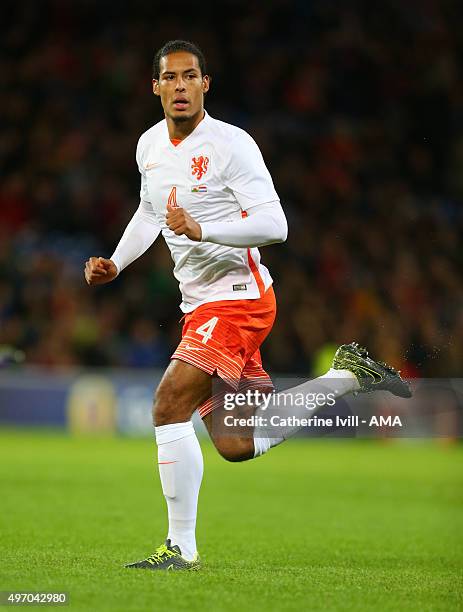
184, 344, 204, 351
145, 162, 160, 170
357, 366, 383, 383
343, 359, 383, 384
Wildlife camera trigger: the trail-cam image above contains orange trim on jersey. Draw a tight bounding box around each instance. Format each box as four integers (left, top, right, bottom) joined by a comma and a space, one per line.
170, 138, 182, 146
247, 249, 265, 297
241, 209, 265, 297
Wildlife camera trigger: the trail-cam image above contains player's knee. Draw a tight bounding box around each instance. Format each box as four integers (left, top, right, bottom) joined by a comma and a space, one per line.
153, 383, 190, 426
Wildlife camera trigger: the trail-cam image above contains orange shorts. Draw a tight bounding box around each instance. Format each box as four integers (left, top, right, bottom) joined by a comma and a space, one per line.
171, 286, 276, 418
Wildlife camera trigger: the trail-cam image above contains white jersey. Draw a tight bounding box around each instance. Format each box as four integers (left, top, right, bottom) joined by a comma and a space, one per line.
136, 111, 280, 313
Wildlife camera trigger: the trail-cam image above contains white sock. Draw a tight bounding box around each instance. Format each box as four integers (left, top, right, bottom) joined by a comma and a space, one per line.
253, 369, 359, 457
155, 421, 203, 561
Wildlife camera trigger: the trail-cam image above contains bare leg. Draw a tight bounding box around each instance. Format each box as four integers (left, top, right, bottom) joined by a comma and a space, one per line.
202, 386, 275, 462
153, 359, 212, 425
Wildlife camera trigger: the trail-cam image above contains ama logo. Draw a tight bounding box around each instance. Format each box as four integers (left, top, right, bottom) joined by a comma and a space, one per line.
369, 416, 403, 427
191, 155, 209, 180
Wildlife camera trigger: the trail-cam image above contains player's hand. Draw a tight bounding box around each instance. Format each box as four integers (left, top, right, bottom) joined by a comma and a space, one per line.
84, 257, 118, 286
166, 203, 202, 241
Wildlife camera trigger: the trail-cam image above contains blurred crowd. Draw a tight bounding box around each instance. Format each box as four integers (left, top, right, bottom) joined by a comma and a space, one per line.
1, 0, 462, 376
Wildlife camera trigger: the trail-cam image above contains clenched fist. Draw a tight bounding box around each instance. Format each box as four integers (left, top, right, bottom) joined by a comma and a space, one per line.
84, 257, 118, 286
166, 203, 202, 241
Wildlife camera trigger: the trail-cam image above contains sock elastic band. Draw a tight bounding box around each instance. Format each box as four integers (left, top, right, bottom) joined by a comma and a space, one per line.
155, 421, 194, 445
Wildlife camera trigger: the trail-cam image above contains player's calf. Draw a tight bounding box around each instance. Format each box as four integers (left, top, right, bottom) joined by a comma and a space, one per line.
211, 434, 254, 462
202, 412, 255, 462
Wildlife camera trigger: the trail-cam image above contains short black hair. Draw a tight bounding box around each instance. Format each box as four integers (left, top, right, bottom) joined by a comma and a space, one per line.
152, 40, 207, 80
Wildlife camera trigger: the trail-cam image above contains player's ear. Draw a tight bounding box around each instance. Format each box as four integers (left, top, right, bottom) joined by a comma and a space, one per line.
202, 75, 210, 95
152, 80, 160, 96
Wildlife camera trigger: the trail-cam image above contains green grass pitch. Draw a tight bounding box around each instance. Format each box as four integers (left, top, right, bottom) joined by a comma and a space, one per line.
1, 430, 462, 611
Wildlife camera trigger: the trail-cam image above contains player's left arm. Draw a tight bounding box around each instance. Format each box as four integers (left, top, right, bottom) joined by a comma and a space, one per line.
165, 129, 288, 247
199, 200, 287, 247
165, 200, 287, 247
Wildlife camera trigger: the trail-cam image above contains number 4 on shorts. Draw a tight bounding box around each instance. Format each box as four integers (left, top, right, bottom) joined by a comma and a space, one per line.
196, 316, 218, 343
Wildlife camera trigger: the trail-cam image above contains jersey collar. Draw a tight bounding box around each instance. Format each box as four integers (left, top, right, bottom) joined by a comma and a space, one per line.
165, 110, 209, 150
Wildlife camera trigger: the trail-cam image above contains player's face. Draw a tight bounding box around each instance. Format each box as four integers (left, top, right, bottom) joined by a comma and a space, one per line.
153, 52, 209, 123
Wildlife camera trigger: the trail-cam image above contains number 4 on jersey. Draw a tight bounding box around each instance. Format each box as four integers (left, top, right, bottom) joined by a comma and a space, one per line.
196, 317, 218, 344
168, 186, 179, 209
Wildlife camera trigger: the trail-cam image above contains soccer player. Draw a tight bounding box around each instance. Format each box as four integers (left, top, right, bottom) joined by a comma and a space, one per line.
84, 40, 411, 571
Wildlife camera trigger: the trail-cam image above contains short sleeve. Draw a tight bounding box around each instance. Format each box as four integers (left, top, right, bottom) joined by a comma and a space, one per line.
224, 130, 279, 210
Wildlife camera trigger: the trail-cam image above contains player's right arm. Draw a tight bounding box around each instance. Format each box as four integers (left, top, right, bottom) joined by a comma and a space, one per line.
84, 200, 161, 286
85, 256, 118, 285
85, 136, 161, 287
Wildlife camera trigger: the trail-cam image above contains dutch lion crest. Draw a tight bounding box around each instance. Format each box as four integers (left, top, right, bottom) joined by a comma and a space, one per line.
191, 155, 209, 181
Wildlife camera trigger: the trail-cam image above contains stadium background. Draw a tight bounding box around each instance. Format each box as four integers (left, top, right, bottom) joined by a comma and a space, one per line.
1, 1, 462, 610
2, 0, 462, 377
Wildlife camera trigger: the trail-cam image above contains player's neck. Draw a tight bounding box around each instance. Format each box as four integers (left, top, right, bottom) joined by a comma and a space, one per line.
166, 109, 205, 142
